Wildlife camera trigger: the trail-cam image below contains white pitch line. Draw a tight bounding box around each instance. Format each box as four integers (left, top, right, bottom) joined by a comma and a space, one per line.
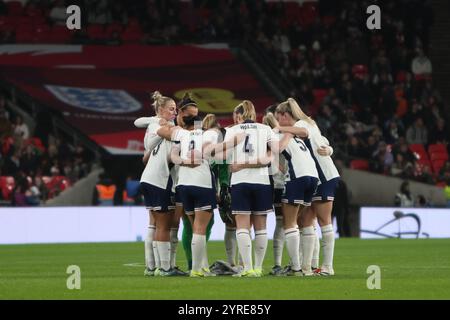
123, 262, 146, 267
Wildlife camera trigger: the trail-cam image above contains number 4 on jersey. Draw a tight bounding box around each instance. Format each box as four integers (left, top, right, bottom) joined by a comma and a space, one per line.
243, 134, 254, 155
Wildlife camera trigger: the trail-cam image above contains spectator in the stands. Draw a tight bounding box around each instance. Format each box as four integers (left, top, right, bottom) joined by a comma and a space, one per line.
20, 144, 40, 176
415, 194, 429, 207
429, 118, 448, 145
346, 135, 367, 159
391, 153, 413, 178
25, 179, 41, 206
438, 162, 450, 183
3, 150, 20, 176
373, 141, 394, 173
13, 115, 29, 140
49, 0, 68, 26
395, 181, 414, 207
0, 104, 12, 139
411, 47, 432, 77
87, 0, 110, 25
406, 117, 428, 145
11, 178, 28, 207
416, 165, 435, 185
384, 117, 405, 145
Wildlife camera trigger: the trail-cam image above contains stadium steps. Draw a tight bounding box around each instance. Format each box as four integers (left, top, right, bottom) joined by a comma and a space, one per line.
430, 0, 450, 107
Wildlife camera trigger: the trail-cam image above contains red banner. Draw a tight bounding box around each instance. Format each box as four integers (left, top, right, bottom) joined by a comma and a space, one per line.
0, 44, 274, 154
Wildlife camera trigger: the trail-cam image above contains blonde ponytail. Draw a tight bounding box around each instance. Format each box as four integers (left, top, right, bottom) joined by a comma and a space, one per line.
276, 97, 316, 126
234, 100, 256, 122
151, 91, 173, 115
262, 112, 279, 129
202, 113, 219, 130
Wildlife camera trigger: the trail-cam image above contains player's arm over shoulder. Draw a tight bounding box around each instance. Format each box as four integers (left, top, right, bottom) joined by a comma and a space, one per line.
134, 116, 159, 128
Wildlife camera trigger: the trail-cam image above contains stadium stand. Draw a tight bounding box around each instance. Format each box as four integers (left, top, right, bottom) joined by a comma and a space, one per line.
0, 92, 95, 206
0, 0, 449, 205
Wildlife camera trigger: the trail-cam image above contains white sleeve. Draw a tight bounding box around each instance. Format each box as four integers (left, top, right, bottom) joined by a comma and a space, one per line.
203, 130, 219, 145
172, 128, 185, 143
223, 126, 234, 142
294, 120, 308, 129
267, 126, 279, 143
134, 116, 158, 128
144, 123, 162, 151
321, 136, 334, 156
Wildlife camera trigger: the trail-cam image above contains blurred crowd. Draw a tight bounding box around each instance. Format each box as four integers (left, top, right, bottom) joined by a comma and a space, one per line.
0, 0, 449, 196
0, 94, 93, 206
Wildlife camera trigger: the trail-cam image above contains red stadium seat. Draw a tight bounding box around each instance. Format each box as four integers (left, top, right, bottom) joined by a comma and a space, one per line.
121, 28, 143, 43
15, 29, 34, 43
0, 176, 15, 201
350, 159, 370, 171
87, 24, 106, 40
105, 23, 123, 37
409, 143, 426, 154
6, 1, 23, 16
322, 15, 336, 27
50, 25, 73, 43
428, 144, 447, 155
432, 159, 446, 175
16, 16, 33, 27
33, 24, 52, 43
409, 144, 428, 161
436, 181, 447, 188
430, 152, 449, 162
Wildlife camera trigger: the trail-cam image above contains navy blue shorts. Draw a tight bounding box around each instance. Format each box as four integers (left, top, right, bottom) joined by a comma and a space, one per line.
176, 185, 217, 215
140, 182, 174, 212
273, 188, 284, 209
282, 176, 318, 207
231, 183, 273, 215
174, 189, 183, 207
312, 177, 340, 202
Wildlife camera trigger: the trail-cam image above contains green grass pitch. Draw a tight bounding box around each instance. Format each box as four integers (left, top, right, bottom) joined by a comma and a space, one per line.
1, 238, 450, 299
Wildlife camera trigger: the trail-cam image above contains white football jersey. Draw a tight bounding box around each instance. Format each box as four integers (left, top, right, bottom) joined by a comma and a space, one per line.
271, 130, 286, 189
281, 134, 319, 181
294, 120, 340, 183
225, 121, 278, 186
143, 117, 163, 152
173, 128, 218, 189
140, 139, 173, 189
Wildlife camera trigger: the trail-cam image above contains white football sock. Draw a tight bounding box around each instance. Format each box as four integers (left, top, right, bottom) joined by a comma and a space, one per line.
236, 229, 253, 271
298, 229, 303, 266
301, 226, 315, 273
312, 225, 320, 269
153, 241, 160, 269
191, 234, 206, 272
254, 229, 268, 270
145, 225, 155, 270
284, 228, 300, 271
170, 228, 178, 268
273, 216, 285, 266
225, 227, 237, 266
321, 224, 335, 269
157, 241, 171, 271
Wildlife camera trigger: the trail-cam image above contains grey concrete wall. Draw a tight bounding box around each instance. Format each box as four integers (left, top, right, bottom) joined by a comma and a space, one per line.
45, 168, 103, 206
341, 168, 446, 207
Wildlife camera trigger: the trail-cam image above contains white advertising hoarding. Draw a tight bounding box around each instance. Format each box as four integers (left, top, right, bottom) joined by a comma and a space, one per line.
0, 207, 279, 244
360, 207, 450, 239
